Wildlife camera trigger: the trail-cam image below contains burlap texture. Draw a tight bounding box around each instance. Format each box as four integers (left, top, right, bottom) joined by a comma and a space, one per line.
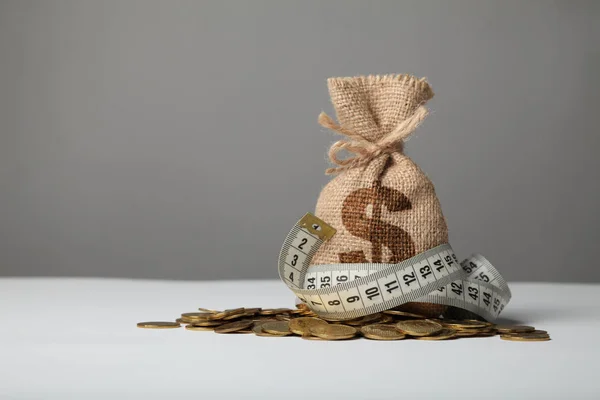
311, 74, 448, 317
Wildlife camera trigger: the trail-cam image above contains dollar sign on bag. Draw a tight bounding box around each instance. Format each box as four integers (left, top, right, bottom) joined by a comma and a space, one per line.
339, 182, 416, 264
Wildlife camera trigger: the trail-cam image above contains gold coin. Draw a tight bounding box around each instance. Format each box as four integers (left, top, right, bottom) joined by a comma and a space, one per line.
256, 332, 293, 338
188, 320, 223, 327
181, 312, 213, 321
261, 321, 292, 335
472, 330, 498, 337
378, 314, 395, 324
500, 334, 550, 342
185, 325, 215, 331
301, 335, 325, 341
137, 321, 181, 329
463, 319, 494, 327
214, 319, 254, 333
289, 317, 329, 336
232, 329, 254, 334
222, 312, 249, 321
504, 329, 547, 336
180, 318, 203, 324
320, 315, 342, 322
383, 309, 426, 319
344, 313, 383, 326
260, 308, 294, 316
197, 308, 219, 313
360, 313, 384, 324
310, 324, 357, 340
300, 310, 319, 317
210, 308, 246, 320
477, 327, 498, 333
454, 329, 480, 337
510, 331, 549, 337
223, 307, 246, 314
415, 328, 457, 340
441, 319, 490, 329
495, 325, 535, 334
252, 323, 288, 337
203, 308, 236, 321
454, 327, 496, 337
252, 323, 264, 334
360, 324, 406, 340
395, 319, 443, 336
254, 331, 286, 337
252, 316, 278, 323
252, 323, 274, 336
181, 317, 214, 324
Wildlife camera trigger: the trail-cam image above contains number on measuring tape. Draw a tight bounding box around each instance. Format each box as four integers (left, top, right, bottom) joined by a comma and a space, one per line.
332, 271, 349, 286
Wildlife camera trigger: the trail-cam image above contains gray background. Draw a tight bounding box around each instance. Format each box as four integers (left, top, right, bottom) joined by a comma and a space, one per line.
1, 0, 598, 282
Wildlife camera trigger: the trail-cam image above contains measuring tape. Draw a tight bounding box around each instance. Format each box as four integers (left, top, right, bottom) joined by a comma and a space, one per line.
278, 213, 511, 321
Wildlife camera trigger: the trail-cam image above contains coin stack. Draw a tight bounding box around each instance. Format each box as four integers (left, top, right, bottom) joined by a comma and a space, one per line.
137, 304, 550, 342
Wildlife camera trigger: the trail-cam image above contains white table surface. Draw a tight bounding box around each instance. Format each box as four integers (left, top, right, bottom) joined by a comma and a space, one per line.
0, 278, 598, 399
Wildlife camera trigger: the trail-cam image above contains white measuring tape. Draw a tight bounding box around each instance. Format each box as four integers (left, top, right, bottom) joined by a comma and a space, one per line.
278, 213, 511, 321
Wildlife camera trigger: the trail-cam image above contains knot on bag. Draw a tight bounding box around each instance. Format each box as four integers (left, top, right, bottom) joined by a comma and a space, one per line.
319, 105, 429, 175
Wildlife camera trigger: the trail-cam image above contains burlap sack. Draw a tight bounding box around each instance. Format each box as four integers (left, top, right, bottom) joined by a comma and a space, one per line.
311, 74, 448, 317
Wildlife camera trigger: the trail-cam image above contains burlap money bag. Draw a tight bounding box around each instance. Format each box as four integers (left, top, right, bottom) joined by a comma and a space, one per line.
311, 74, 448, 317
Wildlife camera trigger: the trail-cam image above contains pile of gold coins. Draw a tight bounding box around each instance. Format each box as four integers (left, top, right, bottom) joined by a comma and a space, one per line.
137, 304, 550, 342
